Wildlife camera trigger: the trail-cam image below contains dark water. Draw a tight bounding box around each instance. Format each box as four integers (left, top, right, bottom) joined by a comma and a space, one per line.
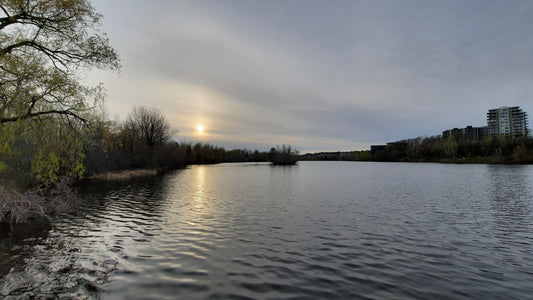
1, 162, 533, 299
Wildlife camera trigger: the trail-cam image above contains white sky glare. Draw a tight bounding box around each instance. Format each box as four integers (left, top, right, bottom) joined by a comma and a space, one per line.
88, 0, 533, 152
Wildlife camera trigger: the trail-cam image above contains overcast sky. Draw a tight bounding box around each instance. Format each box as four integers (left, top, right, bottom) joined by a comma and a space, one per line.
88, 0, 533, 152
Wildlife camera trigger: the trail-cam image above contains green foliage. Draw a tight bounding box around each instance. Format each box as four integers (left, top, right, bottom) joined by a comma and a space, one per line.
31, 152, 60, 184
353, 150, 372, 160
432, 137, 458, 158
1, 0, 119, 124
0, 141, 10, 173
0, 126, 13, 172
0, 0, 118, 187
59, 133, 87, 178
0, 114, 88, 187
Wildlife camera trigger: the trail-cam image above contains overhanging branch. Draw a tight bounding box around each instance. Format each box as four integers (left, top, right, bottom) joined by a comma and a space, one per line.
0, 109, 87, 124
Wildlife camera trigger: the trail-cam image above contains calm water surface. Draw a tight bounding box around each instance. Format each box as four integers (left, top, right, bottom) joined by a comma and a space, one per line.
1, 162, 533, 299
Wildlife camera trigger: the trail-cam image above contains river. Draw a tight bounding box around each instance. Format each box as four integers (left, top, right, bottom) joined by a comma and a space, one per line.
1, 161, 533, 299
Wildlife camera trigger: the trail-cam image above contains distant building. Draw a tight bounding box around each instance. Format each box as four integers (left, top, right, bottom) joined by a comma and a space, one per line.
487, 106, 529, 137
442, 126, 487, 140
370, 145, 386, 154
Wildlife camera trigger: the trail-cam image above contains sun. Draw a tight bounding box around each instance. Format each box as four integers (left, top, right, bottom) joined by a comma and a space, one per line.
197, 125, 204, 132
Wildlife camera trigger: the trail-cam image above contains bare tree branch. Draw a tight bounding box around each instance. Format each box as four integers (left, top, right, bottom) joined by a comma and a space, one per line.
0, 109, 87, 124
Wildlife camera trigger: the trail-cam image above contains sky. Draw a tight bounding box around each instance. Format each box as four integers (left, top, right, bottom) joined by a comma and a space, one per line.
87, 0, 533, 153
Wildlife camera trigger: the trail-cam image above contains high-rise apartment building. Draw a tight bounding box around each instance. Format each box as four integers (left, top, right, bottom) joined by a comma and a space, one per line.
487, 106, 529, 137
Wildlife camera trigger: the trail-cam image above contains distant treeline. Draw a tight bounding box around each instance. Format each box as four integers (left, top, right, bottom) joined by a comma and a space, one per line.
300, 151, 372, 161
372, 135, 533, 164
0, 106, 297, 190
301, 135, 533, 164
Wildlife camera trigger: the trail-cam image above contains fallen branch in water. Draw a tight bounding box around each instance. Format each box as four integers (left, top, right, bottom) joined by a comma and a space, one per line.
0, 177, 79, 228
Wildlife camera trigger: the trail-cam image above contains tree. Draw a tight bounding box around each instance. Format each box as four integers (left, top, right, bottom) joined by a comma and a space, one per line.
0, 0, 118, 185
270, 144, 298, 165
0, 0, 119, 124
0, 114, 88, 187
123, 106, 172, 149
432, 137, 458, 159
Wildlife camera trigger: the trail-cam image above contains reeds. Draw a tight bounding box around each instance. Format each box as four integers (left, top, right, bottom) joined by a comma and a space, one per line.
86, 169, 158, 180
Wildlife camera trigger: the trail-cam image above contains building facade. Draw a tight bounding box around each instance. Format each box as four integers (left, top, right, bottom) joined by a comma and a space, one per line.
442, 126, 487, 140
487, 106, 529, 137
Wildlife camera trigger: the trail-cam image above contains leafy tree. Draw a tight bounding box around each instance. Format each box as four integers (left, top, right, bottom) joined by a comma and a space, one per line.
432, 137, 458, 158
0, 0, 118, 185
0, 115, 88, 187
0, 0, 119, 124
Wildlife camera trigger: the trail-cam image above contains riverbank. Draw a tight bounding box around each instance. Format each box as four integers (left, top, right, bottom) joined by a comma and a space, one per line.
300, 139, 533, 165
86, 169, 159, 180
0, 178, 78, 236
300, 153, 533, 164
378, 156, 533, 164
1, 169, 163, 235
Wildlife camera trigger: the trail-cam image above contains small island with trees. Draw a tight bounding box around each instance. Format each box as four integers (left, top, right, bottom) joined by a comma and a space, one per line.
269, 145, 299, 165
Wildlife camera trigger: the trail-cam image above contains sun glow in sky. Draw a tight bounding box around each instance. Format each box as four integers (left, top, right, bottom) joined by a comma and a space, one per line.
89, 0, 533, 152
197, 125, 204, 132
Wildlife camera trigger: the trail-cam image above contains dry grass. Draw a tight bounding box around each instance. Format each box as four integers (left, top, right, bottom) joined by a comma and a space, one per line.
87, 169, 158, 180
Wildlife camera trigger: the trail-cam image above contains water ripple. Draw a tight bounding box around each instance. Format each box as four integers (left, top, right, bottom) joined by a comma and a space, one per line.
2, 163, 533, 299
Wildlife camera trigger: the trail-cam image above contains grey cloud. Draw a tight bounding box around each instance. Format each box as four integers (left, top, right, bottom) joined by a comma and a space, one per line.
91, 0, 533, 152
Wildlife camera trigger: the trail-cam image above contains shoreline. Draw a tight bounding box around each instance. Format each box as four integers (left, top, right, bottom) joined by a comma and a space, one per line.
85, 169, 159, 181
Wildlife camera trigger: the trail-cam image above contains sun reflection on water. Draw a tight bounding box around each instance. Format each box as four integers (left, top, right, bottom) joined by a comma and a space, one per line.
194, 165, 206, 209
183, 165, 217, 238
